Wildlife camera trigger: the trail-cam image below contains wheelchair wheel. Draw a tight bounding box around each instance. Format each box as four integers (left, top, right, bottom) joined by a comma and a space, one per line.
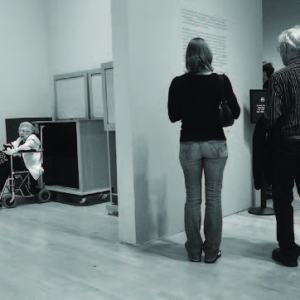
1, 194, 17, 208
38, 188, 51, 203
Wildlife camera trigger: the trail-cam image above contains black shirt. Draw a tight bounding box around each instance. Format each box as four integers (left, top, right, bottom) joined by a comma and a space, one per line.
168, 72, 240, 141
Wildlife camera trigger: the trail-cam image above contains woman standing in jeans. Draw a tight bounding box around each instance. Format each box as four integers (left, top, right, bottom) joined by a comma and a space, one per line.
168, 37, 240, 263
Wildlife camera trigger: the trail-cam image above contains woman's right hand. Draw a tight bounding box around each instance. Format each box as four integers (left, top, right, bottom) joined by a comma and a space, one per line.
4, 148, 18, 156
3, 143, 12, 150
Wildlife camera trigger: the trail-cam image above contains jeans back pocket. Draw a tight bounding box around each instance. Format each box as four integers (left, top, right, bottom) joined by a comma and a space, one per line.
207, 141, 228, 158
179, 142, 199, 161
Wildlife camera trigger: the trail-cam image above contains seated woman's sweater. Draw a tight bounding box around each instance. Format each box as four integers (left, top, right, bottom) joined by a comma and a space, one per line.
11, 134, 43, 180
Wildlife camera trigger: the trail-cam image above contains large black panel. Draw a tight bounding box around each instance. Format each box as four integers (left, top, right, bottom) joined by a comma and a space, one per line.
42, 122, 79, 188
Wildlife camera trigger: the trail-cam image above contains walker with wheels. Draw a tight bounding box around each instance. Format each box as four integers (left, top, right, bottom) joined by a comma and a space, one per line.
0, 125, 51, 208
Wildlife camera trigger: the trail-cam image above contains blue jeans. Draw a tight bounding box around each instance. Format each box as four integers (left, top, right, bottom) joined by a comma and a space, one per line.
179, 140, 228, 260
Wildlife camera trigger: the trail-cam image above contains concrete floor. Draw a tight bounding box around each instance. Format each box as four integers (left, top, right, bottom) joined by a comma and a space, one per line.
0, 200, 299, 299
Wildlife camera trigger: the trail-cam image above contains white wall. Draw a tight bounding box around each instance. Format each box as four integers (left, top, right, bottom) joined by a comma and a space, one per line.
45, 0, 112, 75
263, 0, 300, 71
111, 0, 137, 244
0, 0, 113, 140
112, 0, 263, 244
0, 0, 52, 142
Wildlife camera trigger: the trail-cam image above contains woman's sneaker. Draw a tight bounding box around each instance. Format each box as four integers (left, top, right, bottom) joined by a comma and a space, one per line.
185, 242, 201, 262
205, 250, 222, 264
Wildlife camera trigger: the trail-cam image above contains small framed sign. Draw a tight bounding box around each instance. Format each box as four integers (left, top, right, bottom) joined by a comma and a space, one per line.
250, 89, 268, 123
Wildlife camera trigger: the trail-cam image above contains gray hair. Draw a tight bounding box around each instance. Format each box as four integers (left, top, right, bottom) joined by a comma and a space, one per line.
18, 122, 35, 133
278, 25, 300, 53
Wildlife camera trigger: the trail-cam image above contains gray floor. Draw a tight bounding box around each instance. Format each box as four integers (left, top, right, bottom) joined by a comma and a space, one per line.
0, 200, 299, 300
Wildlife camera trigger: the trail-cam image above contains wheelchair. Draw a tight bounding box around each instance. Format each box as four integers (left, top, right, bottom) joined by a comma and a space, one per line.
0, 128, 51, 208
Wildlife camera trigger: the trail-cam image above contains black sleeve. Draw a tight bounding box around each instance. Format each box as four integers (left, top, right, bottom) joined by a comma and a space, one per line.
252, 116, 265, 190
224, 75, 240, 119
168, 77, 182, 123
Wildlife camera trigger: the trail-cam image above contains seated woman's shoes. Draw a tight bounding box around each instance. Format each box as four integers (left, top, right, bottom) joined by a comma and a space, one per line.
272, 248, 298, 267
204, 250, 222, 264
185, 242, 201, 262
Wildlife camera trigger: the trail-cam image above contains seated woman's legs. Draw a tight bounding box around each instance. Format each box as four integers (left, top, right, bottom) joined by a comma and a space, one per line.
13, 157, 38, 194
29, 174, 39, 194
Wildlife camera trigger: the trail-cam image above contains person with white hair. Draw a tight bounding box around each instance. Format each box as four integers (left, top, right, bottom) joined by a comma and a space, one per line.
264, 25, 300, 267
4, 122, 43, 187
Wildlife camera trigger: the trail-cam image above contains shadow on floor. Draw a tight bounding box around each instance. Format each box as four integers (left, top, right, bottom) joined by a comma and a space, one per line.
222, 237, 276, 262
142, 239, 188, 262
143, 236, 276, 263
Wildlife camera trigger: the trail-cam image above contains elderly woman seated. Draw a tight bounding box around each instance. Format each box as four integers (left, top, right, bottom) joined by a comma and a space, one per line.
3, 122, 44, 191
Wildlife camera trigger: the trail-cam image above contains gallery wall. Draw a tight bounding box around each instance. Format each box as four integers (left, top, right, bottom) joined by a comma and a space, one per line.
112, 0, 263, 244
0, 0, 52, 142
45, 0, 113, 76
0, 0, 113, 141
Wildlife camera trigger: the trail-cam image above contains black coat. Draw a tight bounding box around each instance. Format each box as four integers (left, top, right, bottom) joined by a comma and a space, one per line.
253, 116, 300, 193
252, 116, 272, 190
